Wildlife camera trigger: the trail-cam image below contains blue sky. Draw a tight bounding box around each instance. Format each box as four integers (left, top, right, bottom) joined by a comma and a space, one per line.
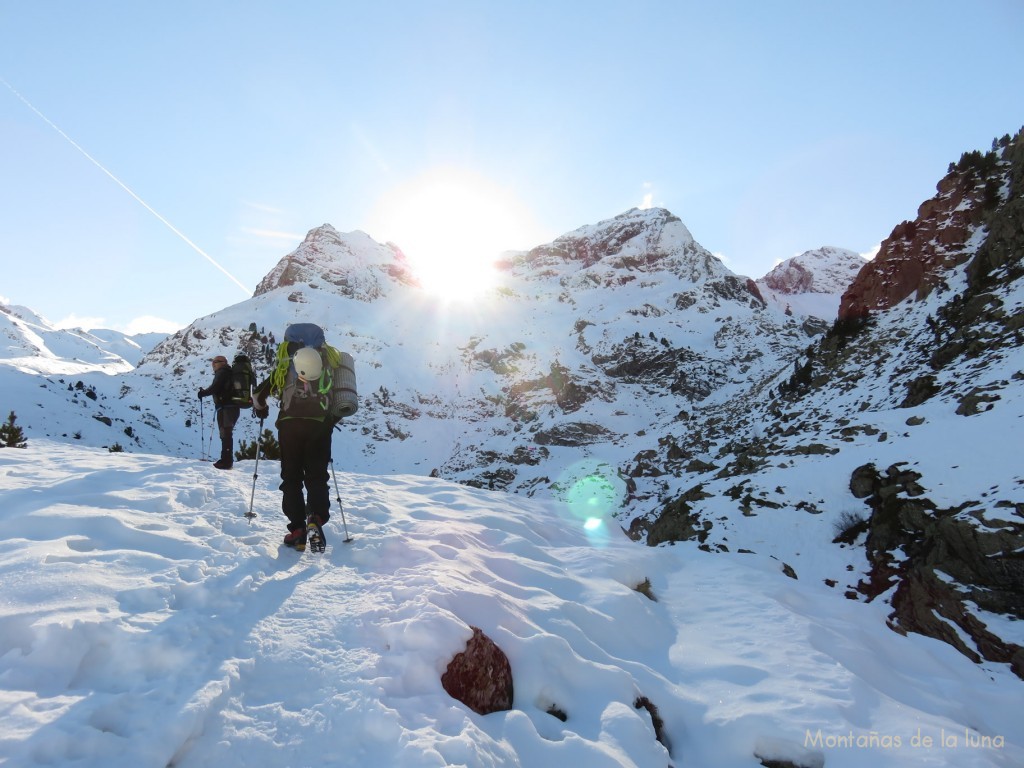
2, 1, 1022, 333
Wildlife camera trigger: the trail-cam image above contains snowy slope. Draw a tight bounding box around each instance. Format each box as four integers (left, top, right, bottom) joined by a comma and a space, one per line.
0, 303, 172, 451
0, 441, 1019, 768
0, 303, 136, 375
623, 160, 1024, 678
77, 328, 167, 366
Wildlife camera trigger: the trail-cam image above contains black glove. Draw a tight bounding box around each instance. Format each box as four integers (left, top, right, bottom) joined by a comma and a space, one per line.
253, 400, 269, 420
197, 389, 204, 399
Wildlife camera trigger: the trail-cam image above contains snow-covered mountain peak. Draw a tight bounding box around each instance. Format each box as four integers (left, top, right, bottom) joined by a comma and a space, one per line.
2, 303, 49, 327
760, 247, 867, 295
561, 207, 696, 254
253, 223, 417, 301
508, 207, 735, 296
755, 247, 867, 320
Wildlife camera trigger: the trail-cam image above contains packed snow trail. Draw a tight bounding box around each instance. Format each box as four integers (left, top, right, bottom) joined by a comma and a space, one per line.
0, 442, 1020, 768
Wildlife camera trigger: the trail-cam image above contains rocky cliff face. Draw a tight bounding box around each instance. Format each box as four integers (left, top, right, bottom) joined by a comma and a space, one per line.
850, 463, 1024, 678
838, 134, 1018, 320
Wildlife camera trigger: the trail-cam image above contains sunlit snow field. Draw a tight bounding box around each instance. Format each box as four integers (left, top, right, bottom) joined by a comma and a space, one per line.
0, 441, 1020, 768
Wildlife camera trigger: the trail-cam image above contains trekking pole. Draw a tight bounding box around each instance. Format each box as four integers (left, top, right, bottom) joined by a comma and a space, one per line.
208, 408, 216, 461
199, 398, 207, 461
246, 418, 264, 522
329, 458, 354, 543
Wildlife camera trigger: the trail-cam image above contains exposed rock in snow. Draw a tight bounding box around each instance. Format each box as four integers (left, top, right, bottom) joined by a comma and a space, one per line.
441, 626, 515, 715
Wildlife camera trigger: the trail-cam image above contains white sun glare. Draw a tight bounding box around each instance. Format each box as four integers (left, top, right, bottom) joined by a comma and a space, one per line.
369, 168, 541, 301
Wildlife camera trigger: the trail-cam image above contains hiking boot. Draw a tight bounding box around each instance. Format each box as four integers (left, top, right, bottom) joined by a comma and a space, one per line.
283, 527, 307, 551
213, 459, 233, 470
306, 514, 327, 553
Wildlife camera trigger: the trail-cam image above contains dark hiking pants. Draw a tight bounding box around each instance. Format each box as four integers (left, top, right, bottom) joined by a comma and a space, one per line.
217, 405, 240, 464
278, 418, 332, 529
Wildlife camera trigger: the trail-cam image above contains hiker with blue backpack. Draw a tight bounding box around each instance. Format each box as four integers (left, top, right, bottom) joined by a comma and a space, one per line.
252, 323, 358, 552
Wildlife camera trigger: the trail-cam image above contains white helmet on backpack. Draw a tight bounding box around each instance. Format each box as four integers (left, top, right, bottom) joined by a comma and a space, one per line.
293, 347, 323, 382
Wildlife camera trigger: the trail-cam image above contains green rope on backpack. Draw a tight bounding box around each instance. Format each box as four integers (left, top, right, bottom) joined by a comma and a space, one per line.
270, 343, 292, 397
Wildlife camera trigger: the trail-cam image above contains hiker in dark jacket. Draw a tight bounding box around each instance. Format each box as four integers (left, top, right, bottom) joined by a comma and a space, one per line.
252, 344, 335, 551
198, 354, 239, 470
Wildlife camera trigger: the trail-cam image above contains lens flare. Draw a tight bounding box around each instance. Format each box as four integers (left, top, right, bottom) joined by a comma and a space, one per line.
566, 474, 619, 519
557, 460, 626, 543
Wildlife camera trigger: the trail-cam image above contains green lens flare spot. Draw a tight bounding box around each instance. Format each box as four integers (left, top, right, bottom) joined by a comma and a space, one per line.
565, 470, 623, 521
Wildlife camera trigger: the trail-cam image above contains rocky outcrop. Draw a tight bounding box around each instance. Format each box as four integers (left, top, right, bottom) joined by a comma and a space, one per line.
926, 132, 1024, 374
505, 362, 613, 416
630, 484, 713, 547
839, 135, 1018, 320
765, 259, 815, 294
532, 421, 617, 447
592, 335, 721, 401
441, 626, 514, 715
852, 463, 1024, 679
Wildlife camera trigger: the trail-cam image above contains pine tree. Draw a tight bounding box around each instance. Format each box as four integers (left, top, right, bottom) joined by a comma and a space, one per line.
235, 429, 281, 460
0, 411, 28, 448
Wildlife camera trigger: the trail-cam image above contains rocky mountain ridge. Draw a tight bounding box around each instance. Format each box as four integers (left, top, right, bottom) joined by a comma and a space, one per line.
126, 207, 822, 492
253, 225, 418, 301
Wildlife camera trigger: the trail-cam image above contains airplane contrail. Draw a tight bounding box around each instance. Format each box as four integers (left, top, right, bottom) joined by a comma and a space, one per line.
1, 76, 251, 296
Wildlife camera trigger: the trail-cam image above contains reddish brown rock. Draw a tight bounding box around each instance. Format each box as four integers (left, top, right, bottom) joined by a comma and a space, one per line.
838, 160, 995, 320
762, 260, 814, 294
441, 627, 514, 715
